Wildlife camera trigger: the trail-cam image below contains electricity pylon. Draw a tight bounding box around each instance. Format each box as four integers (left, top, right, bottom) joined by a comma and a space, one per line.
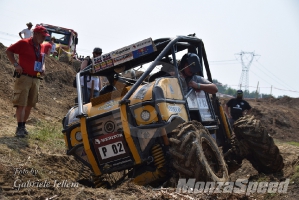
235, 51, 259, 93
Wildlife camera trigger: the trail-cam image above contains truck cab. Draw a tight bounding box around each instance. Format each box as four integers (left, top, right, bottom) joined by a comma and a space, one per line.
40, 23, 78, 59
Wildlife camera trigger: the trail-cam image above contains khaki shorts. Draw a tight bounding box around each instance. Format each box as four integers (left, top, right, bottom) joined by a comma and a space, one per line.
12, 75, 40, 107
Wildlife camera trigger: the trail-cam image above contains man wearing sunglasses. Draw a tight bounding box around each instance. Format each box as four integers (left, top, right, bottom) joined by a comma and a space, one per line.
6, 25, 50, 137
225, 90, 252, 126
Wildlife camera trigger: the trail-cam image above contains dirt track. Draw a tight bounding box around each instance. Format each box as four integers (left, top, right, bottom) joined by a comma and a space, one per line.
0, 42, 299, 199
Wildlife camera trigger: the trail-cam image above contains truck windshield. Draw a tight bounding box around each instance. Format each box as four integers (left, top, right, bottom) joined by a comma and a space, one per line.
45, 32, 70, 46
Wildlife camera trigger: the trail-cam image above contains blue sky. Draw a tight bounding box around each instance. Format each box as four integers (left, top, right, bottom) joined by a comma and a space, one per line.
0, 0, 298, 97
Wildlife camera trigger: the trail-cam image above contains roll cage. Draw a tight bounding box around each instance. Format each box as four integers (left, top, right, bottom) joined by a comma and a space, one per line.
76, 35, 215, 116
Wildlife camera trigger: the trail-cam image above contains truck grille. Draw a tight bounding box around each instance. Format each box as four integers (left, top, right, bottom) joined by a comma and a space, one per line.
88, 112, 122, 137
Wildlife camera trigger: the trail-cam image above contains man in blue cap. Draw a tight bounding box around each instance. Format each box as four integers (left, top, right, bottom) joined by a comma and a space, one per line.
225, 90, 252, 126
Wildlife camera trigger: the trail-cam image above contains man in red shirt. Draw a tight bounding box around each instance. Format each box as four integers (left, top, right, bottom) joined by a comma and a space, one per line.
6, 25, 50, 137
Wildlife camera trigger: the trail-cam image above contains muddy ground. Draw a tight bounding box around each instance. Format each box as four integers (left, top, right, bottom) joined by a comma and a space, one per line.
0, 42, 299, 199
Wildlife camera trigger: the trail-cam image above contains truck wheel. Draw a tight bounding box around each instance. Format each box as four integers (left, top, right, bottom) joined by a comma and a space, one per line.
233, 116, 284, 174
169, 121, 228, 182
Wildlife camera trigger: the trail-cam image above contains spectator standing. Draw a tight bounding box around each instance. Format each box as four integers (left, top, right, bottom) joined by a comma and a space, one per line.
49, 37, 56, 54
225, 90, 252, 126
6, 25, 50, 137
19, 22, 33, 39
80, 47, 102, 102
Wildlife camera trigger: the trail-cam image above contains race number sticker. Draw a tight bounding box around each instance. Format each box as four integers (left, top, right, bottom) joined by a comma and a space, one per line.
98, 142, 126, 159
196, 91, 213, 121
93, 132, 132, 170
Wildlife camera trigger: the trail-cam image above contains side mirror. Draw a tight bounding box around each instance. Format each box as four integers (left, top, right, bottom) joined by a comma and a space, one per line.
75, 38, 78, 45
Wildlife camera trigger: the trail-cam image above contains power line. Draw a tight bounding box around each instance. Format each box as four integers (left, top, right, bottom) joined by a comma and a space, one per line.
209, 62, 240, 65
254, 60, 297, 91
209, 59, 237, 62
251, 62, 292, 91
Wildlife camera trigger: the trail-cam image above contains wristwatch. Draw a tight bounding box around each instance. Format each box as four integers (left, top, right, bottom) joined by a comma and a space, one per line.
13, 62, 19, 67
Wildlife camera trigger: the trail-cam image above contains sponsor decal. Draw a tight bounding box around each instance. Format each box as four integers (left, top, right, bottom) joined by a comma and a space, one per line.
93, 53, 114, 72
105, 59, 114, 68
104, 121, 115, 133
111, 46, 131, 58
168, 105, 181, 113
98, 100, 118, 110
113, 52, 133, 66
94, 63, 101, 72
93, 56, 103, 65
102, 53, 112, 61
169, 85, 174, 94
132, 38, 153, 49
94, 133, 123, 144
176, 178, 290, 195
134, 83, 152, 100
132, 45, 154, 59
99, 61, 107, 69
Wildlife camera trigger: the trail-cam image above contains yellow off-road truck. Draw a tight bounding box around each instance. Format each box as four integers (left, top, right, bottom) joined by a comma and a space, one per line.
62, 35, 283, 188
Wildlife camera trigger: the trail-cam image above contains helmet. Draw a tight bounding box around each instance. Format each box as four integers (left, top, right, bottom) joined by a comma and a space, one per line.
178, 53, 202, 75
93, 47, 102, 54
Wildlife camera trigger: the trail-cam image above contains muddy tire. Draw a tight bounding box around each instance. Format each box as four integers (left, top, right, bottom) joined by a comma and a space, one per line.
233, 115, 284, 174
169, 121, 228, 182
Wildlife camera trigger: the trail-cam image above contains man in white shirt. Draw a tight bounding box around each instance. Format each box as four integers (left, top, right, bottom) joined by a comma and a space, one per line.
49, 37, 56, 54
19, 22, 33, 39
80, 47, 103, 103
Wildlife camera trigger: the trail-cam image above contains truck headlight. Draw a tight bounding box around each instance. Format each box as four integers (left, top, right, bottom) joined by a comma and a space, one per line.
140, 110, 150, 121
75, 131, 82, 141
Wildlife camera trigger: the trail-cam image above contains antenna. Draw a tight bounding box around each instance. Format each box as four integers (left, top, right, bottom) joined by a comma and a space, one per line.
235, 51, 259, 94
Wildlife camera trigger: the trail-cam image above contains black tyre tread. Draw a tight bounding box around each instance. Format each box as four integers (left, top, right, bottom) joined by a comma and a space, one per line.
169, 121, 228, 182
233, 115, 284, 174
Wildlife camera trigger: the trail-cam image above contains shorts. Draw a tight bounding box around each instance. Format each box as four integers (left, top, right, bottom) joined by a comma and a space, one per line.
12, 75, 40, 107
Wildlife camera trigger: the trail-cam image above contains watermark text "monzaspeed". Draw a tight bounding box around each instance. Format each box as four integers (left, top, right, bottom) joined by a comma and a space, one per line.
176, 178, 289, 195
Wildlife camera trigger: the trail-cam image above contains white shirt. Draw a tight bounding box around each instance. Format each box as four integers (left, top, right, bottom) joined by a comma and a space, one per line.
50, 43, 56, 53
80, 76, 100, 91
20, 29, 33, 39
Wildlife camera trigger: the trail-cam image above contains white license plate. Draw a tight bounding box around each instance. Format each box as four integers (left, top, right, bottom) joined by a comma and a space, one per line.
98, 142, 126, 159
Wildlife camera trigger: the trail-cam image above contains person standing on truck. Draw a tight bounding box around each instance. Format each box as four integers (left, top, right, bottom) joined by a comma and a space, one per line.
6, 25, 50, 137
179, 53, 218, 94
80, 47, 103, 102
19, 22, 33, 39
225, 90, 252, 126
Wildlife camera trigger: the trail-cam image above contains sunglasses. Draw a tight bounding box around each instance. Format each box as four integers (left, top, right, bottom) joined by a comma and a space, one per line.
93, 52, 102, 55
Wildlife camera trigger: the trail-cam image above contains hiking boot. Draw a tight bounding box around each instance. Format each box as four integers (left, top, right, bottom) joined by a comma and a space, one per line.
24, 127, 29, 135
15, 127, 26, 138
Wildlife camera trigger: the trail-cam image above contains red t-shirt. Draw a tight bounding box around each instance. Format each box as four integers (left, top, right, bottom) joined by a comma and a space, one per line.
7, 38, 43, 76
41, 42, 52, 55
